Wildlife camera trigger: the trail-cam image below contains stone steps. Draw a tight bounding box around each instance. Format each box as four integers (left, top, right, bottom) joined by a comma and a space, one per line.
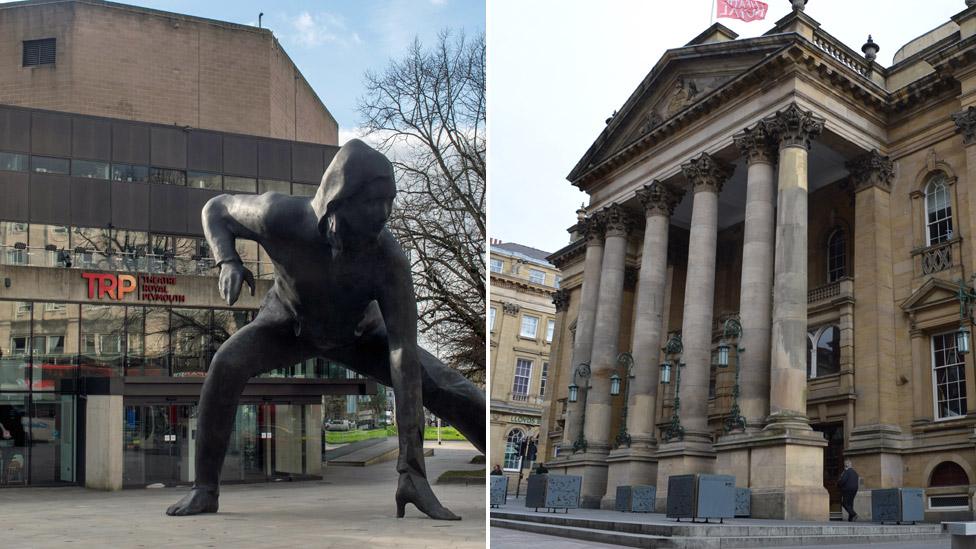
490, 508, 948, 548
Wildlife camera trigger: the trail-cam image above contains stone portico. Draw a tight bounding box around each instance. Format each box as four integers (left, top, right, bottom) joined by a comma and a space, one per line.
537, 1, 976, 522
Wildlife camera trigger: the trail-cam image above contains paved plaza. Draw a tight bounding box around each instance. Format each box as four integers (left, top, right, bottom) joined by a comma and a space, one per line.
0, 440, 485, 549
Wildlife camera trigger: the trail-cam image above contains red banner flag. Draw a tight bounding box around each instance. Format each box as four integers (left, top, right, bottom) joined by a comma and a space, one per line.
717, 0, 768, 22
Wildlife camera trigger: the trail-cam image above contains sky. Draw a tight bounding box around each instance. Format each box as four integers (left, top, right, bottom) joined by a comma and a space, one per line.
89, 0, 485, 142
488, 0, 970, 254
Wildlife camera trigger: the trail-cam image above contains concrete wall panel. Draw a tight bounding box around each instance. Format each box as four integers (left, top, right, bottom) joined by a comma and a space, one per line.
28, 173, 70, 224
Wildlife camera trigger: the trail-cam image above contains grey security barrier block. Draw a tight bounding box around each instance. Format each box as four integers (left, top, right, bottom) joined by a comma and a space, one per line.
615, 485, 656, 513
872, 488, 924, 524
667, 474, 736, 522
490, 476, 508, 507
735, 487, 751, 517
525, 474, 582, 512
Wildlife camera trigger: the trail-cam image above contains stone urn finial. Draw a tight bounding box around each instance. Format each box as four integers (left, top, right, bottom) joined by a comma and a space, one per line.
790, 0, 808, 11
576, 204, 587, 223
861, 35, 879, 62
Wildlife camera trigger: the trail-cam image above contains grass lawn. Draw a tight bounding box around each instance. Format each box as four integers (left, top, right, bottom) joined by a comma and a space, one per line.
324, 428, 388, 444
424, 426, 467, 441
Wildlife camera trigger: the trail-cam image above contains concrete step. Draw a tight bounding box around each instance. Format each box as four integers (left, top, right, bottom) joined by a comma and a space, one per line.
324, 437, 387, 461
328, 437, 433, 467
490, 508, 948, 548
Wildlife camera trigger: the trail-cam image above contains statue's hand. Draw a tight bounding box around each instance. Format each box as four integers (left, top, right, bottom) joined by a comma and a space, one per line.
218, 260, 255, 306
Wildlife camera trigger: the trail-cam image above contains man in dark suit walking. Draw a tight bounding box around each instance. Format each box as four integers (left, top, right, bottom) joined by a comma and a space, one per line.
838, 460, 860, 521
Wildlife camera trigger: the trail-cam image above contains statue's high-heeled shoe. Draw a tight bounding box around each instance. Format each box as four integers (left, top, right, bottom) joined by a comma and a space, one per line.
395, 473, 461, 520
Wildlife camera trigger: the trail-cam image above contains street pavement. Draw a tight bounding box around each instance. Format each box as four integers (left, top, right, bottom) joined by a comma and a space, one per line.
0, 440, 485, 549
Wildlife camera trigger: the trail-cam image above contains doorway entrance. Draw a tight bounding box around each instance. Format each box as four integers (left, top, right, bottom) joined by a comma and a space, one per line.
813, 422, 845, 515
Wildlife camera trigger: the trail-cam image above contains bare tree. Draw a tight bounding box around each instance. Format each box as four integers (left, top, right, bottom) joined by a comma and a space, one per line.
358, 30, 486, 383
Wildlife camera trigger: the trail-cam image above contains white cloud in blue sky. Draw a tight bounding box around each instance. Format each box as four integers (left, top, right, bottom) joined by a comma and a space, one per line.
287, 11, 362, 48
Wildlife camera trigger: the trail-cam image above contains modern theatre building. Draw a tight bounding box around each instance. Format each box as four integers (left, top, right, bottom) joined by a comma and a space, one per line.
540, 1, 976, 521
0, 0, 373, 491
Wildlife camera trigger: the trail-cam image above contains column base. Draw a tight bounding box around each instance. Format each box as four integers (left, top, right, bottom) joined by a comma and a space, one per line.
714, 427, 829, 521
653, 439, 716, 512
555, 450, 610, 509
599, 444, 658, 510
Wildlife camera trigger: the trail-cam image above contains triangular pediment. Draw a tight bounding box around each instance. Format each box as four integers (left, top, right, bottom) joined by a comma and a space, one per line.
901, 277, 961, 313
570, 35, 792, 182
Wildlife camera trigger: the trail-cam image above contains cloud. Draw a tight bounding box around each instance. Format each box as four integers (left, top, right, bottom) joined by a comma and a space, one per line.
286, 11, 362, 48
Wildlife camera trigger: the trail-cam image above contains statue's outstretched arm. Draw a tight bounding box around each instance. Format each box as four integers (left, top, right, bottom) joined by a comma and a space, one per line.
202, 194, 274, 305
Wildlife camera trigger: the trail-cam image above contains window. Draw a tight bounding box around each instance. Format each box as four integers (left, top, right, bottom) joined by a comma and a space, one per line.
293, 183, 317, 197
490, 258, 503, 273
111, 163, 149, 182
528, 268, 545, 285
503, 429, 524, 470
148, 167, 186, 186
31, 156, 69, 175
554, 276, 562, 289
929, 495, 969, 510
0, 152, 28, 172
489, 308, 496, 331
925, 174, 953, 245
807, 325, 841, 378
827, 229, 846, 282
520, 315, 539, 338
932, 331, 967, 419
930, 461, 969, 487
545, 319, 555, 343
187, 172, 222, 190
23, 38, 56, 67
512, 358, 532, 397
224, 176, 257, 193
259, 179, 291, 194
71, 160, 110, 180
540, 362, 549, 396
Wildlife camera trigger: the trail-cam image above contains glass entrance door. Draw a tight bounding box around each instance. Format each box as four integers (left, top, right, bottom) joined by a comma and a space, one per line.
123, 403, 195, 487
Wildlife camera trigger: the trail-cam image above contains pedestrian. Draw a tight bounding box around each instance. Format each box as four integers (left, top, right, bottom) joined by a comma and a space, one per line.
490, 464, 504, 476
838, 460, 859, 521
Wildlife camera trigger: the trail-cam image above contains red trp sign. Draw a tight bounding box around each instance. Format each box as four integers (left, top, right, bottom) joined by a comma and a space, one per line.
717, 0, 768, 22
82, 272, 186, 303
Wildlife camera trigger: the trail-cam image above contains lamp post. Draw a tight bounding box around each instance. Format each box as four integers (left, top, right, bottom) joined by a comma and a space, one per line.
717, 315, 747, 432
567, 362, 591, 453
659, 333, 685, 442
956, 274, 976, 356
611, 352, 635, 448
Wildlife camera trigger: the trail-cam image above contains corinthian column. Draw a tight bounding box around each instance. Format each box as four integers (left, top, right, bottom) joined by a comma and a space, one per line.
560, 216, 605, 452
582, 204, 633, 453
676, 153, 732, 443
732, 126, 777, 430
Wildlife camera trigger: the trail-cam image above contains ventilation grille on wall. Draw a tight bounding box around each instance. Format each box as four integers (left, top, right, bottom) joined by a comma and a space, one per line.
23, 38, 56, 67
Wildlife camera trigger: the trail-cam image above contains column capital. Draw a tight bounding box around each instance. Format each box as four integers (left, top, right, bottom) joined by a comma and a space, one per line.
761, 103, 824, 151
846, 149, 894, 193
579, 215, 605, 246
599, 203, 635, 237
502, 302, 520, 316
636, 180, 684, 217
733, 125, 777, 165
552, 288, 570, 312
681, 152, 733, 194
952, 106, 976, 146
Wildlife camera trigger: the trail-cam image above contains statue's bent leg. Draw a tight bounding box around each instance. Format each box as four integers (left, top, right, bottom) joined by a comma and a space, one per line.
166, 310, 306, 517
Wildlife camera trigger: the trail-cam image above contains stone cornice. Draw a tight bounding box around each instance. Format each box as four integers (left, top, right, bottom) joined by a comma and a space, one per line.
635, 180, 684, 217
952, 106, 976, 146
846, 149, 894, 193
490, 274, 556, 298
733, 125, 776, 165
761, 103, 825, 150
548, 238, 586, 270
681, 152, 733, 194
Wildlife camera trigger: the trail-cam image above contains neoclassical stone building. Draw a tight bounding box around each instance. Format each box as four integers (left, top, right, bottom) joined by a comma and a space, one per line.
539, 1, 976, 521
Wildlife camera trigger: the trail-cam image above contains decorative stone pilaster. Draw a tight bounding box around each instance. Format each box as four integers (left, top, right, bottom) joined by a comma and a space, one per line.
954, 108, 976, 278
847, 149, 894, 193
733, 125, 776, 165
682, 152, 733, 195
559, 215, 605, 453
579, 203, 633, 508
601, 181, 685, 509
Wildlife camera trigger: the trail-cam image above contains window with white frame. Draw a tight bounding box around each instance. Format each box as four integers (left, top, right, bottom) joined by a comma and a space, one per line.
807, 325, 841, 378
540, 362, 549, 396
827, 229, 846, 282
545, 319, 555, 343
520, 315, 539, 338
925, 173, 953, 245
489, 307, 496, 331
932, 331, 967, 419
490, 258, 503, 273
512, 358, 532, 398
503, 429, 524, 470
528, 268, 545, 285
554, 276, 562, 288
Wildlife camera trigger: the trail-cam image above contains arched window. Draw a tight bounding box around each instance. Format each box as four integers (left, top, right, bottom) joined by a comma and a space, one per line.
503, 429, 524, 471
930, 461, 969, 487
807, 325, 841, 378
827, 229, 846, 282
925, 173, 953, 245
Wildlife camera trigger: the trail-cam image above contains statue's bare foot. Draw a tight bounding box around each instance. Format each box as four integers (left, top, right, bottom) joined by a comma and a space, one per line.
166, 486, 219, 516
395, 472, 460, 520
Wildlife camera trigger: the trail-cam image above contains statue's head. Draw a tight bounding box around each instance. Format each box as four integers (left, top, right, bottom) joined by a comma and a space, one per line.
311, 139, 396, 253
